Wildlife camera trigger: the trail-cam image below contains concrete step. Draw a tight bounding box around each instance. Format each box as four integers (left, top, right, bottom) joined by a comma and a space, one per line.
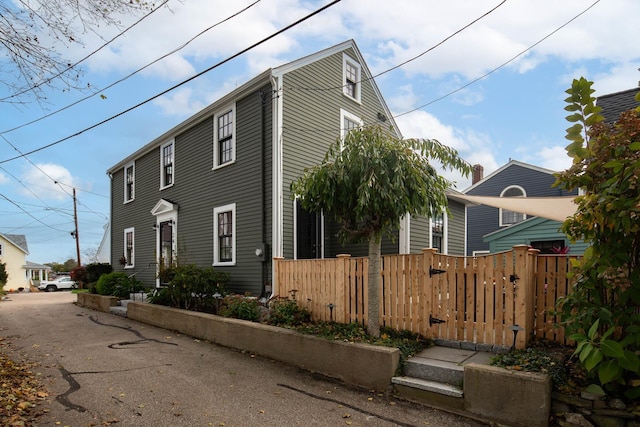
109, 305, 127, 317
404, 356, 464, 386
392, 376, 463, 398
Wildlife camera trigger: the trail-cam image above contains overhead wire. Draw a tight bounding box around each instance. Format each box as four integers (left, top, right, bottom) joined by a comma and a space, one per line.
0, 193, 71, 233
1, 0, 170, 102
0, 0, 263, 135
0, 0, 343, 164
279, 0, 601, 134
393, 0, 602, 119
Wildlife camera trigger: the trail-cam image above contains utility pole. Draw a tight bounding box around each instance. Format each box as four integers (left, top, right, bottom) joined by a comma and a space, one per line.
72, 188, 81, 267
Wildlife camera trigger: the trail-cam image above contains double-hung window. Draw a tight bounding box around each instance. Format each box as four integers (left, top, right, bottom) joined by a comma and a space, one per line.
124, 163, 135, 203
214, 105, 236, 169
0, 243, 3, 256
340, 109, 363, 148
343, 54, 361, 103
160, 140, 174, 189
431, 213, 444, 253
213, 204, 236, 266
124, 227, 135, 268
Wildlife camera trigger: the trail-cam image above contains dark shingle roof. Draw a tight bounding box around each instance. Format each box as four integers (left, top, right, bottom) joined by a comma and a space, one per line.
597, 87, 640, 125
2, 233, 29, 253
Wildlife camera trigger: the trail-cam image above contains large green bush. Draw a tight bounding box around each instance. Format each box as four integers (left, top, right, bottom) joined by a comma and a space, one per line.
85, 263, 113, 283
554, 78, 640, 400
95, 272, 144, 298
158, 265, 229, 313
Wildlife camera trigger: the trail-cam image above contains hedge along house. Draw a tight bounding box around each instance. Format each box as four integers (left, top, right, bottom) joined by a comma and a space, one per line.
107, 40, 467, 298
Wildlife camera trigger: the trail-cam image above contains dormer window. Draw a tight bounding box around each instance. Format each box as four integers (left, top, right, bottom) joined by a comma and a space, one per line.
500, 185, 526, 226
343, 54, 361, 103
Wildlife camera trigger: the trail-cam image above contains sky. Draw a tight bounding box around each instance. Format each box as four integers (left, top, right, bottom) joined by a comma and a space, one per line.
0, 0, 638, 264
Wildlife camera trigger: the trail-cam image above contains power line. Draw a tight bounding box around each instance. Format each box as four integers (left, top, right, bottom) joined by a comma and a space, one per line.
0, 193, 71, 233
278, 0, 601, 133
1, 1, 169, 102
0, 0, 342, 164
394, 0, 601, 119
283, 0, 507, 93
0, 0, 263, 136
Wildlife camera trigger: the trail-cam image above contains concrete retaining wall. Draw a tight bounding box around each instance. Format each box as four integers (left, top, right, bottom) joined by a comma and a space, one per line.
126, 301, 400, 390
464, 363, 552, 427
76, 293, 118, 313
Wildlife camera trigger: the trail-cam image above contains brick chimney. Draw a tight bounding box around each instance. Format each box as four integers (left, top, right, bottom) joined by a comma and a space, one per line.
472, 164, 484, 184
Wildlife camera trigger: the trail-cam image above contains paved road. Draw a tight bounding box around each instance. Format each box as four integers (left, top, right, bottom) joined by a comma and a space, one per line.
0, 292, 488, 426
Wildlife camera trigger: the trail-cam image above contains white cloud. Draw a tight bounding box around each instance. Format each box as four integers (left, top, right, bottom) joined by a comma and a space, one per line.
0, 171, 8, 185
535, 145, 573, 172
153, 87, 207, 117
20, 164, 80, 201
394, 110, 500, 190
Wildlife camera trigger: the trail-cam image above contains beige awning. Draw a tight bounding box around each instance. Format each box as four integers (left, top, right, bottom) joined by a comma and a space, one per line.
456, 195, 577, 222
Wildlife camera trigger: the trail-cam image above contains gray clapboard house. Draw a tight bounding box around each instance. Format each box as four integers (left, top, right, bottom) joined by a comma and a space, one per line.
107, 40, 467, 297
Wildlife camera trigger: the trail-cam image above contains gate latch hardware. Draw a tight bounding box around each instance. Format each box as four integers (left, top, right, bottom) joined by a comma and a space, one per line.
429, 314, 446, 326
429, 267, 446, 277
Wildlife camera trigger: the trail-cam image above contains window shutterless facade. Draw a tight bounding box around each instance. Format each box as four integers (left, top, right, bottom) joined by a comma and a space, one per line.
124, 227, 134, 268
160, 140, 174, 189
124, 163, 135, 203
214, 105, 236, 169
342, 54, 361, 103
213, 203, 236, 266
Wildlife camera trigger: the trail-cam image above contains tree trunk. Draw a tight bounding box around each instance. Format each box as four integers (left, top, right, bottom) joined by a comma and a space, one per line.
367, 234, 381, 337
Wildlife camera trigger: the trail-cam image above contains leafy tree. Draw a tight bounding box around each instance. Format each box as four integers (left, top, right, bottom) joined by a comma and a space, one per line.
291, 125, 472, 337
0, 261, 8, 287
0, 0, 155, 103
555, 77, 640, 399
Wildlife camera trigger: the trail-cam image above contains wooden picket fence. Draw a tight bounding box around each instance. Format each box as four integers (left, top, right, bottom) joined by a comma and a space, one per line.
273, 246, 579, 349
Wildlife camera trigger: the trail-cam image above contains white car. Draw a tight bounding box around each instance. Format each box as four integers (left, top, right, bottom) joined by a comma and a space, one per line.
38, 276, 77, 292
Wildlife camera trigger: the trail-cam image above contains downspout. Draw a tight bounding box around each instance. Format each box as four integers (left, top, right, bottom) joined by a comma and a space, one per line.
260, 89, 267, 297
270, 74, 283, 298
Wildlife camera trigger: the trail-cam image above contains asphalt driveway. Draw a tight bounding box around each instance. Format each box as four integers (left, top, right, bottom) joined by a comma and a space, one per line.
0, 292, 487, 426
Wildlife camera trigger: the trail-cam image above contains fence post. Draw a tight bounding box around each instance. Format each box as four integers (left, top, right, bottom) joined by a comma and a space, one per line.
273, 257, 284, 298
422, 248, 438, 338
335, 254, 351, 324
513, 245, 533, 349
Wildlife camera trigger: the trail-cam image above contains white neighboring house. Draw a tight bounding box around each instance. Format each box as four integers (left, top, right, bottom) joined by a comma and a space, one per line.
96, 223, 111, 264
0, 233, 50, 292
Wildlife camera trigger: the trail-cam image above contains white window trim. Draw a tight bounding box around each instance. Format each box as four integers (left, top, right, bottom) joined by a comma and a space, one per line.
499, 185, 527, 226
213, 104, 237, 170
213, 203, 236, 266
123, 162, 135, 204
160, 139, 175, 190
429, 211, 448, 254
340, 108, 363, 140
473, 250, 490, 257
123, 227, 135, 269
342, 53, 362, 104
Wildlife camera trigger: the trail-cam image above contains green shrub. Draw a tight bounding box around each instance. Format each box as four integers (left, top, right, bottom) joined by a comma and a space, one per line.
267, 297, 311, 326
85, 263, 113, 283
219, 294, 260, 321
95, 272, 144, 298
146, 287, 172, 306
161, 265, 229, 312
